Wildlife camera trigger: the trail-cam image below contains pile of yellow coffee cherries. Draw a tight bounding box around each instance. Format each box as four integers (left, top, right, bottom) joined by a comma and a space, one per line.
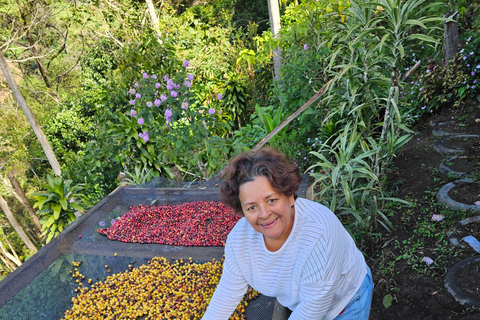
63, 257, 258, 320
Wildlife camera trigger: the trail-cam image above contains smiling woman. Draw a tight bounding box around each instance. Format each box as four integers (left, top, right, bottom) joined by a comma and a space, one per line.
202, 148, 373, 320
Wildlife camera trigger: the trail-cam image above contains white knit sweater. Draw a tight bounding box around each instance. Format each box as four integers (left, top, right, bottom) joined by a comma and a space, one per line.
201, 197, 367, 320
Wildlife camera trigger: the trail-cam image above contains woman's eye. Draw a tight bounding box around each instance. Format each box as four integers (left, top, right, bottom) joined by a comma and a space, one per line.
247, 205, 256, 211
268, 199, 276, 204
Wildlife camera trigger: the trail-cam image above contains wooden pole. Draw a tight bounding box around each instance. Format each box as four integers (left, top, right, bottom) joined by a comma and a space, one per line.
0, 194, 37, 253
0, 51, 62, 176
444, 11, 459, 65
8, 171, 42, 235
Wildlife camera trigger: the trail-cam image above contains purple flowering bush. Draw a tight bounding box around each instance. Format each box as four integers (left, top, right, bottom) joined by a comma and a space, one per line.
108, 60, 236, 180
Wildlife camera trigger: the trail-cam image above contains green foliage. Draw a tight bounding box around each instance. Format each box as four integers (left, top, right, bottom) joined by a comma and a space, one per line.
308, 124, 410, 234
32, 175, 91, 243
254, 104, 289, 149
106, 60, 236, 180
121, 166, 156, 186
43, 104, 96, 165
402, 58, 469, 118
63, 132, 123, 204
459, 32, 480, 101
295, 0, 446, 233
219, 72, 250, 129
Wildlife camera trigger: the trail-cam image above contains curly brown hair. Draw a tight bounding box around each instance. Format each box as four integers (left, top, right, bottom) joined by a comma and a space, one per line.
220, 148, 302, 216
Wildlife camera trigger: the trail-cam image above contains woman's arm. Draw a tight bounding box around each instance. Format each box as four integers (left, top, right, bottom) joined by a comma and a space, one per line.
201, 242, 249, 319
201, 269, 249, 319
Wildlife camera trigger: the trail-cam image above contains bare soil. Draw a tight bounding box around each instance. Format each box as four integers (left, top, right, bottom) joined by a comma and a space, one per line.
368, 99, 480, 320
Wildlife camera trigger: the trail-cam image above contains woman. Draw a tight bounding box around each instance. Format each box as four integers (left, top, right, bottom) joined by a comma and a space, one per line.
202, 148, 373, 319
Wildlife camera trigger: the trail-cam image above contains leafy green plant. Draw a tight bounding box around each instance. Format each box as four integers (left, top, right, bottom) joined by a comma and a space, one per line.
32, 175, 91, 243
121, 166, 156, 186
254, 104, 289, 149
308, 123, 409, 234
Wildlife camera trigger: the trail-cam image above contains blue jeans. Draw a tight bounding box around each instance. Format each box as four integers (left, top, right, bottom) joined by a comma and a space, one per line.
334, 266, 373, 320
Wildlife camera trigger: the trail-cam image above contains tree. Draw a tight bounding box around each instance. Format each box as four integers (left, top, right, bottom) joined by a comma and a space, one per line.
0, 194, 37, 253
268, 0, 282, 79
0, 52, 62, 176
8, 171, 42, 238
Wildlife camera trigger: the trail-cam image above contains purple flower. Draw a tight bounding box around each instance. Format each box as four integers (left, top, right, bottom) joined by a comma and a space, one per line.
137, 118, 144, 125
183, 60, 189, 67
135, 93, 141, 99
165, 109, 173, 118
99, 221, 106, 227
432, 214, 444, 221
208, 108, 215, 115
143, 72, 149, 79
187, 74, 194, 81
472, 71, 475, 76
160, 94, 167, 102
304, 44, 308, 50
181, 102, 189, 109
164, 75, 169, 81
166, 84, 173, 91
422, 257, 434, 265
184, 81, 191, 88
133, 82, 139, 88
129, 100, 135, 105
174, 84, 180, 89
115, 206, 120, 210
147, 101, 153, 107
138, 132, 144, 138
154, 99, 161, 106
217, 93, 222, 100
130, 109, 137, 117
475, 201, 480, 206
142, 131, 149, 142
129, 89, 136, 95
151, 74, 157, 79
171, 90, 178, 98
155, 82, 161, 89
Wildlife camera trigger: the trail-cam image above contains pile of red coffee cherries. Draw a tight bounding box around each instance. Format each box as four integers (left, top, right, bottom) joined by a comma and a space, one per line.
98, 201, 240, 246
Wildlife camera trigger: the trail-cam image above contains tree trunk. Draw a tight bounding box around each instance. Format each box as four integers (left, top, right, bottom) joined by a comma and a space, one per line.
267, 0, 283, 80
0, 238, 22, 267
0, 194, 37, 253
8, 171, 42, 236
0, 51, 62, 176
145, 0, 162, 40
443, 12, 458, 65
146, 0, 159, 28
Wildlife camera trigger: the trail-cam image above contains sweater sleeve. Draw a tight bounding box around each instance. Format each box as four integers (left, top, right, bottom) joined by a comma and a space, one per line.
201, 239, 249, 319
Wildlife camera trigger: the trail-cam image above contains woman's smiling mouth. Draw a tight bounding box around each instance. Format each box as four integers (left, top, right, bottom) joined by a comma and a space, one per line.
260, 217, 279, 228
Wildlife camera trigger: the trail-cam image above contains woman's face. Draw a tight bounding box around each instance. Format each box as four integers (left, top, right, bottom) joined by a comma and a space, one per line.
239, 176, 295, 251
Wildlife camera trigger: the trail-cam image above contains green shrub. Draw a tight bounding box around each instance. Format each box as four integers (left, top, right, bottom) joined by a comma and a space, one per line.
32, 175, 91, 243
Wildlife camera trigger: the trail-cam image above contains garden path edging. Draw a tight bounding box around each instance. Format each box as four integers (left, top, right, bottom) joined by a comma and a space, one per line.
444, 255, 480, 309
447, 216, 480, 248
439, 155, 468, 178
436, 178, 480, 212
433, 121, 464, 137
433, 134, 480, 155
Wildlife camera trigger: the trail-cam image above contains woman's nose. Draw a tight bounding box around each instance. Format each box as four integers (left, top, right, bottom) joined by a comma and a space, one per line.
258, 204, 269, 218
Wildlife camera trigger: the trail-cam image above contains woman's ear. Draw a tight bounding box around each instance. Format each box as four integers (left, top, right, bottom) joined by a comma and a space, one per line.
288, 194, 295, 207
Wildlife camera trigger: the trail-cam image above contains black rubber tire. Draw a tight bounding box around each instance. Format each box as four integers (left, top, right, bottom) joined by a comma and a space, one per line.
445, 255, 480, 309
